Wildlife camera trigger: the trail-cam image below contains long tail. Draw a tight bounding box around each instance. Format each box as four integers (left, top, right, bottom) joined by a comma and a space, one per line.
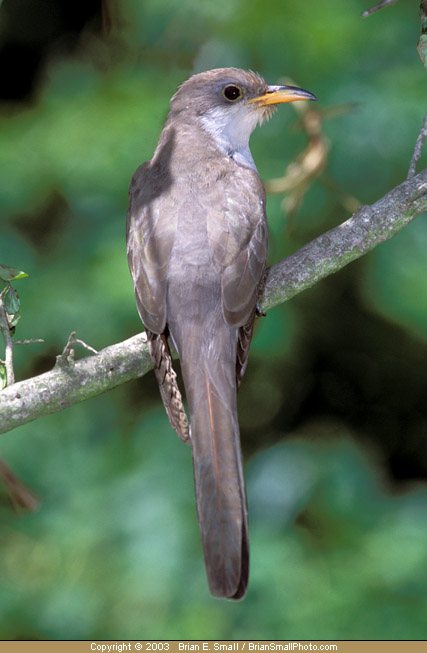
177, 320, 249, 600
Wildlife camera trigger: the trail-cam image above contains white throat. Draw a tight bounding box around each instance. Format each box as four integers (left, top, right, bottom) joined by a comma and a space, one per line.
200, 105, 261, 172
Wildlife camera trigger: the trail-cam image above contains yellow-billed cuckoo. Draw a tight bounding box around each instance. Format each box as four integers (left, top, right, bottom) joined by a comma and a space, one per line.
127, 68, 316, 599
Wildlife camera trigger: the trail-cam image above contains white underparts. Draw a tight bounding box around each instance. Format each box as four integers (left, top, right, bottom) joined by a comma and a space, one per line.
200, 103, 264, 172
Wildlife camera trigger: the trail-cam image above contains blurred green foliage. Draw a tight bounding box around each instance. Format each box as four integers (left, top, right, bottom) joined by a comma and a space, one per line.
1, 0, 427, 640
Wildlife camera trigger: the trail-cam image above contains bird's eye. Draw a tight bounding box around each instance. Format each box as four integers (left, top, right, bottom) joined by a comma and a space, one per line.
222, 85, 243, 102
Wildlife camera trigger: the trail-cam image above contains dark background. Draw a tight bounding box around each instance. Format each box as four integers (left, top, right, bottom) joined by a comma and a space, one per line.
1, 0, 427, 639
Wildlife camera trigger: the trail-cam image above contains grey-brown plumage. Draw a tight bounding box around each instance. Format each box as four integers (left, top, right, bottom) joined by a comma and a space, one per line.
126, 68, 316, 599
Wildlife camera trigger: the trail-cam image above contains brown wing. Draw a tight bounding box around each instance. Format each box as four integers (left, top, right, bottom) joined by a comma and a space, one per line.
221, 216, 268, 327
127, 157, 190, 441
126, 160, 178, 334
202, 166, 268, 327
203, 165, 268, 383
225, 211, 267, 388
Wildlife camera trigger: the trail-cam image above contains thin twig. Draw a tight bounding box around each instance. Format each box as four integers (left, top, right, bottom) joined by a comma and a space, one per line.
408, 113, 427, 179
75, 338, 98, 354
14, 339, 45, 345
361, 0, 399, 18
60, 331, 78, 361
0, 291, 15, 385
0, 455, 40, 512
56, 331, 98, 367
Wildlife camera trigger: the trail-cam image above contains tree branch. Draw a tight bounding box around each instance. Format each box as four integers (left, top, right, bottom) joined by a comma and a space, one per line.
361, 0, 399, 18
262, 167, 427, 310
408, 112, 427, 179
0, 332, 152, 435
1, 168, 427, 435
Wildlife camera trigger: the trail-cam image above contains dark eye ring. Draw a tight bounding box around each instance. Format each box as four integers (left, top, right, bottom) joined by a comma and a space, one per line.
222, 85, 243, 102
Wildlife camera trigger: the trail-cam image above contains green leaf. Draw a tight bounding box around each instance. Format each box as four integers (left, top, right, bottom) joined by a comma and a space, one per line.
417, 34, 427, 72
9, 312, 21, 328
3, 286, 20, 315
0, 363, 6, 390
0, 264, 28, 283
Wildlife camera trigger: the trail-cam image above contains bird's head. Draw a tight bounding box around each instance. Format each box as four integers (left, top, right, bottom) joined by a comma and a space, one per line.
168, 67, 317, 168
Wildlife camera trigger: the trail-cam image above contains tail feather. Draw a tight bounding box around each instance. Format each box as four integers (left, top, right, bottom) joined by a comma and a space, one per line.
179, 331, 249, 600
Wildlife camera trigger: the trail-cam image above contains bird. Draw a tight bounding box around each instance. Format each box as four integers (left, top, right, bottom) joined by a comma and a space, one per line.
126, 68, 316, 600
